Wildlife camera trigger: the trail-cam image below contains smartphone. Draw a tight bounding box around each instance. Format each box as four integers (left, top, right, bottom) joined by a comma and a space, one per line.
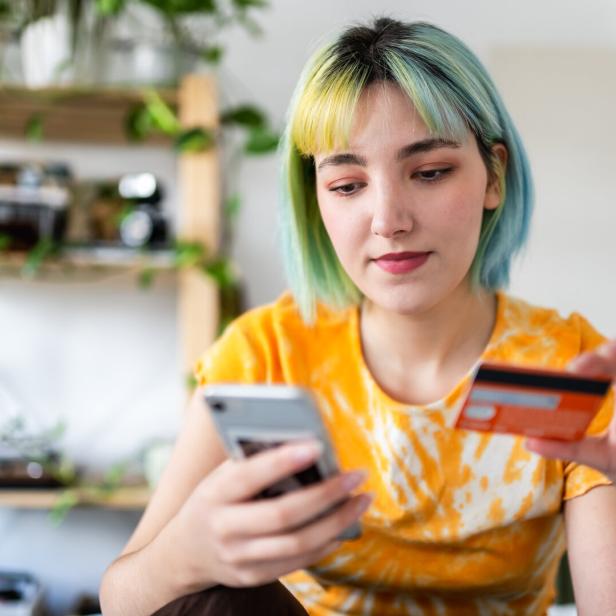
454, 361, 612, 440
203, 383, 362, 540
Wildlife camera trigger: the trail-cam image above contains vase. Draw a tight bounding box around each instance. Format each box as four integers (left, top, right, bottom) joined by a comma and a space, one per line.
20, 13, 74, 88
100, 38, 201, 87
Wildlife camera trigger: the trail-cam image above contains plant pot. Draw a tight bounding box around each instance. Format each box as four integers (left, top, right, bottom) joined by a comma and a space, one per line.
100, 38, 201, 87
20, 13, 74, 87
0, 30, 23, 84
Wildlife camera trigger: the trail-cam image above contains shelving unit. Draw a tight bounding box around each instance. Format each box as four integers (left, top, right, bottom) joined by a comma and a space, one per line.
0, 486, 151, 510
0, 246, 176, 278
0, 85, 177, 144
0, 75, 221, 510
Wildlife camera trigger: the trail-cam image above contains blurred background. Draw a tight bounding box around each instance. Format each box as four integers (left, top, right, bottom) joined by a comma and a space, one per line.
0, 0, 614, 614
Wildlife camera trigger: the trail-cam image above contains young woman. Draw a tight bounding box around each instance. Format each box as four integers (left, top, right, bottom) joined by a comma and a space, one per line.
100, 17, 616, 615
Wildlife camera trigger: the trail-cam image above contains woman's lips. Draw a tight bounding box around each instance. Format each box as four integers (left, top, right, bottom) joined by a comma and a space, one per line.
373, 251, 431, 274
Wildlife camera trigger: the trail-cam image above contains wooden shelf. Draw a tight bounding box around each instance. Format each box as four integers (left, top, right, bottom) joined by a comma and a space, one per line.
0, 485, 151, 510
62, 245, 176, 268
0, 73, 220, 383
0, 84, 177, 144
0, 246, 176, 278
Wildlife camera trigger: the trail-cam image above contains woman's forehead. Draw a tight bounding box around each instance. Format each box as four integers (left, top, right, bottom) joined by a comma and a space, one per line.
294, 64, 477, 162
312, 82, 472, 159
348, 85, 430, 144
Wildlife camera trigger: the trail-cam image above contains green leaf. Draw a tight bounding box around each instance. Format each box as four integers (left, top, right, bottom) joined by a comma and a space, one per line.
174, 127, 215, 153
22, 239, 58, 277
232, 0, 267, 8
49, 489, 79, 526
173, 241, 207, 268
138, 267, 155, 289
114, 203, 135, 227
25, 114, 44, 142
201, 45, 224, 64
0, 233, 12, 251
186, 372, 198, 390
52, 57, 73, 81
244, 126, 279, 154
224, 194, 241, 221
234, 11, 264, 36
0, 1, 11, 18
221, 104, 266, 129
95, 0, 126, 16
143, 90, 182, 135
202, 258, 235, 288
138, 0, 217, 15
125, 104, 154, 141
103, 462, 128, 489
51, 456, 78, 486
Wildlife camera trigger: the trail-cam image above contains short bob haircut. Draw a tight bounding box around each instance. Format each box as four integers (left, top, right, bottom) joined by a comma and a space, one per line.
279, 17, 533, 322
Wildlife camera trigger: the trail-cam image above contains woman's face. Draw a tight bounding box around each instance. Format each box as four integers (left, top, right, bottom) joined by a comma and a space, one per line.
314, 81, 503, 315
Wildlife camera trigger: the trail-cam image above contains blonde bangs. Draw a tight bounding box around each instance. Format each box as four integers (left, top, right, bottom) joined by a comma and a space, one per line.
291, 54, 369, 156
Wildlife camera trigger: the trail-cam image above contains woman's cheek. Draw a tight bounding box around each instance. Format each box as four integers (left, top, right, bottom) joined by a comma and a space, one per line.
436, 184, 488, 231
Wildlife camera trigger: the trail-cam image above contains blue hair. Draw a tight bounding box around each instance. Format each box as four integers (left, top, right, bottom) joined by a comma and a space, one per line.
279, 18, 534, 321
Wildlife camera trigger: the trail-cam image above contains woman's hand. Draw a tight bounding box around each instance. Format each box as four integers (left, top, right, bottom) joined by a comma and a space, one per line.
169, 440, 370, 590
525, 340, 616, 482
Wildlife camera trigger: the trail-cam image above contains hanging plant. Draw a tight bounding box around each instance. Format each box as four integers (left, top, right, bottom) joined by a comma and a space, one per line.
125, 89, 278, 324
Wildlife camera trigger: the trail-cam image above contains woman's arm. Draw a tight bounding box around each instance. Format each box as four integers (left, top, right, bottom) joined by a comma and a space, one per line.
100, 389, 369, 616
565, 485, 616, 614
528, 340, 616, 611
99, 391, 228, 616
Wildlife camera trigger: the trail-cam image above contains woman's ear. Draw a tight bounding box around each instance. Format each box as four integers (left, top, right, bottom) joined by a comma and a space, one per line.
484, 143, 508, 211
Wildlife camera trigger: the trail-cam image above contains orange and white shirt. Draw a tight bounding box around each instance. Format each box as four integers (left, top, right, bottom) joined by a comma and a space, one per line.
195, 291, 613, 615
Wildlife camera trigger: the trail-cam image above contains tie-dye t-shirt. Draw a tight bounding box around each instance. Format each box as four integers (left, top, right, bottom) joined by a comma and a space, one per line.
194, 291, 614, 616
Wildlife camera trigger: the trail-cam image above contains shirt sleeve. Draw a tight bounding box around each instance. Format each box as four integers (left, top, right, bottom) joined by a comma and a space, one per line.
563, 313, 614, 500
194, 318, 266, 386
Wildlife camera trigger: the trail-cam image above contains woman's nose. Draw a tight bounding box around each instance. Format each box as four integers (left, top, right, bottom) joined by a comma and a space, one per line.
370, 188, 414, 238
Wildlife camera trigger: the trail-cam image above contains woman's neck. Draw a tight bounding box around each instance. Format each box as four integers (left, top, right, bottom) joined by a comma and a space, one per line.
359, 284, 497, 405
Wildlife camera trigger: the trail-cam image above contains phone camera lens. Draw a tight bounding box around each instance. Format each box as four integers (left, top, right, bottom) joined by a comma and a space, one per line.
211, 401, 226, 413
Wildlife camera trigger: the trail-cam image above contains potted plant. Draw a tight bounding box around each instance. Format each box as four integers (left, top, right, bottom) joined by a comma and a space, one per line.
0, 0, 269, 87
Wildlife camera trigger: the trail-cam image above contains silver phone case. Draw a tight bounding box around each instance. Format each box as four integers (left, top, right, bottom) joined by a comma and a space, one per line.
203, 384, 361, 540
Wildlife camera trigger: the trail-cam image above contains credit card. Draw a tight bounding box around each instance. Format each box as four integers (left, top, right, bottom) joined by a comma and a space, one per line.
454, 361, 612, 440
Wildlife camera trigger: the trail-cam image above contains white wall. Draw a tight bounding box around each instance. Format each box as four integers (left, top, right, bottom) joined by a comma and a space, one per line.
1, 1, 615, 613
0, 142, 183, 469
225, 0, 616, 332
491, 48, 616, 334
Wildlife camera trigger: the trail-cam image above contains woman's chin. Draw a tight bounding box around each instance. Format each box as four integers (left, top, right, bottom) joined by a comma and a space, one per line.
361, 277, 471, 317
363, 288, 439, 316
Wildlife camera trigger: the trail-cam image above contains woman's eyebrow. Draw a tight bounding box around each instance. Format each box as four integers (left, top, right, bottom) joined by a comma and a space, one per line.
316, 152, 367, 170
316, 138, 461, 170
396, 138, 461, 160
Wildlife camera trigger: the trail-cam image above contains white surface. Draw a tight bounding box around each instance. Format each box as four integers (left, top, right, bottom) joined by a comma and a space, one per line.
20, 14, 72, 87
219, 1, 616, 333
1, 1, 615, 614
548, 606, 577, 616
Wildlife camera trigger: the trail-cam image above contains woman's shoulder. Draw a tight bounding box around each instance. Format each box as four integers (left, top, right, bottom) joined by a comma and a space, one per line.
231, 291, 355, 339
493, 292, 606, 363
194, 291, 357, 385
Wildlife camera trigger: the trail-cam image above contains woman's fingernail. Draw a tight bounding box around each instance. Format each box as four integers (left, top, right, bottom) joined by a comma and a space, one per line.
525, 437, 540, 449
325, 541, 342, 554
355, 493, 373, 514
342, 471, 366, 491
292, 441, 323, 463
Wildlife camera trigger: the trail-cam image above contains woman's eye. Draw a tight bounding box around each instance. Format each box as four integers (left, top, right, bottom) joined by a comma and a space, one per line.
329, 182, 363, 196
414, 167, 453, 182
